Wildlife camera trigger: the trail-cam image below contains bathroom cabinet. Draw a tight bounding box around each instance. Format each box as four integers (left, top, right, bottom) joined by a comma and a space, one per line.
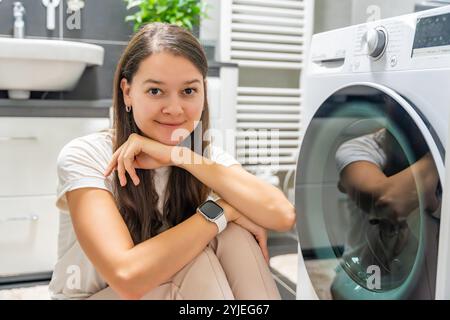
0, 116, 110, 279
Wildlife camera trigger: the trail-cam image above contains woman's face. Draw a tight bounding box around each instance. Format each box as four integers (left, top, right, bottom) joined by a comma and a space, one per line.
121, 51, 205, 146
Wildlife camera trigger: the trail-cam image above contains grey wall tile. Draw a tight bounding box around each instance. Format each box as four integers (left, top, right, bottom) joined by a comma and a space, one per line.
61, 43, 125, 100
62, 0, 134, 42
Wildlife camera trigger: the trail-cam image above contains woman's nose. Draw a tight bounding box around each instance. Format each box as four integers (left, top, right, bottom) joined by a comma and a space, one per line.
162, 96, 183, 115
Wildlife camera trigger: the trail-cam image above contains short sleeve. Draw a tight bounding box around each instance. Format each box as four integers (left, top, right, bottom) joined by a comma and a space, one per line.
209, 145, 240, 167
335, 132, 387, 174
55, 134, 114, 213
206, 145, 240, 201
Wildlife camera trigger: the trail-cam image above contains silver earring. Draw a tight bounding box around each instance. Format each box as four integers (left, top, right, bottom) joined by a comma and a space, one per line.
125, 105, 132, 113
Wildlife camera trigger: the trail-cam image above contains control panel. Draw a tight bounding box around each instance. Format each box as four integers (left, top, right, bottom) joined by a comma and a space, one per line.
412, 12, 450, 57
308, 5, 450, 75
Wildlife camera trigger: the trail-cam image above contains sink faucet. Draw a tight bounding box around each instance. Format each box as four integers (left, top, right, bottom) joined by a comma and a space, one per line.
13, 2, 25, 38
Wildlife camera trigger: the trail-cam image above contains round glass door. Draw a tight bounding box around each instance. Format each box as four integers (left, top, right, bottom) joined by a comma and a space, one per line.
295, 85, 442, 299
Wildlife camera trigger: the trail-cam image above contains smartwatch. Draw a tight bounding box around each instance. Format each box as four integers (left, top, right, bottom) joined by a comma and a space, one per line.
197, 200, 227, 233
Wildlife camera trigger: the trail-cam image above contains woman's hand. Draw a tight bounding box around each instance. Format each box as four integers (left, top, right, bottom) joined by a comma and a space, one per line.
103, 133, 179, 186
217, 199, 270, 265
234, 215, 270, 265
376, 153, 440, 220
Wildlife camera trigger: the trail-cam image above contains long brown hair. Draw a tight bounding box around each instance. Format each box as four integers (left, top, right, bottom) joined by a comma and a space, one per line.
112, 23, 211, 244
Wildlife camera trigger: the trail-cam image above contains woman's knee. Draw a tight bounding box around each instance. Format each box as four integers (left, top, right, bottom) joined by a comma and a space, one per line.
218, 222, 256, 245
213, 223, 281, 300
170, 247, 234, 300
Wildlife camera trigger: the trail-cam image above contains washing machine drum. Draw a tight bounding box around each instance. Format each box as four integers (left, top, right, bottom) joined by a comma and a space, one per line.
295, 85, 443, 300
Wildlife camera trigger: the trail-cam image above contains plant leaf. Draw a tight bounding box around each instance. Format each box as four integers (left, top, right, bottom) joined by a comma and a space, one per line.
125, 0, 143, 10
125, 0, 205, 31
125, 14, 136, 22
156, 5, 168, 14
183, 17, 193, 30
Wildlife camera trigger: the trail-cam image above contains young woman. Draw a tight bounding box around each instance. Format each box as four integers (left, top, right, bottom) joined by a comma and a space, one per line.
48, 23, 295, 300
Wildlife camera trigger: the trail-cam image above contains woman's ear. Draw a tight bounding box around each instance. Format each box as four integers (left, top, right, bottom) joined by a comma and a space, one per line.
120, 78, 132, 107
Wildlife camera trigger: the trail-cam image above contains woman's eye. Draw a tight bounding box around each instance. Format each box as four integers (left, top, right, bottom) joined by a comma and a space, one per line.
184, 88, 197, 95
148, 88, 161, 96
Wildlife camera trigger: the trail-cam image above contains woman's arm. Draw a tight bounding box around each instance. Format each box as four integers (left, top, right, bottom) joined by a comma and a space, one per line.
339, 161, 388, 214
176, 148, 295, 232
339, 161, 387, 202
67, 187, 239, 300
374, 153, 440, 218
339, 153, 439, 218
103, 133, 295, 232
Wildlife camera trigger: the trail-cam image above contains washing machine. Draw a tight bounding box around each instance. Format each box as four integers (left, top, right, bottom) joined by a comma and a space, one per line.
295, 6, 450, 299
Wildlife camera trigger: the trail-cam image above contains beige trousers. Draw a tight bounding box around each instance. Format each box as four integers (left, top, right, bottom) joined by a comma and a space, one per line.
88, 223, 281, 300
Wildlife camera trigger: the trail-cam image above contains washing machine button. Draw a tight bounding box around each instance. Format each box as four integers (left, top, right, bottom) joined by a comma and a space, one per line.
364, 27, 388, 59
390, 55, 398, 67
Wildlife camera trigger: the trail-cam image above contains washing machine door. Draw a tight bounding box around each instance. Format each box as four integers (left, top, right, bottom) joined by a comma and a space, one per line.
295, 84, 443, 300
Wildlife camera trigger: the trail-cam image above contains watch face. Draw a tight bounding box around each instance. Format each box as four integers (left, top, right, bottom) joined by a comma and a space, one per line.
199, 200, 224, 219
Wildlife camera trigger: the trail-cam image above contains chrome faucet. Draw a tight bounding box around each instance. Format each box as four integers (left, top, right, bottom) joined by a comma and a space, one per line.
13, 2, 25, 38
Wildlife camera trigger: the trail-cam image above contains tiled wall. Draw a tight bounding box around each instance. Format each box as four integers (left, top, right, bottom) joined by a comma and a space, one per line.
0, 0, 134, 100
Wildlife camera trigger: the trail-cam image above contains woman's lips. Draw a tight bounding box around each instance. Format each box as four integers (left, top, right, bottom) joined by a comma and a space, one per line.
155, 120, 186, 128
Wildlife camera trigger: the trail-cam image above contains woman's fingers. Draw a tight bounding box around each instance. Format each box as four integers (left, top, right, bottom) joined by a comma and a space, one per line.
234, 216, 270, 265
112, 141, 142, 187
104, 145, 123, 177
105, 134, 174, 184
125, 160, 140, 186
256, 231, 270, 265
117, 157, 126, 186
106, 142, 153, 187
103, 154, 117, 177
117, 145, 128, 186
262, 239, 270, 265
123, 146, 140, 186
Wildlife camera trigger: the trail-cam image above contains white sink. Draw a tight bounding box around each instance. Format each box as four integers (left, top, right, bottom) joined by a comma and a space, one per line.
0, 37, 104, 99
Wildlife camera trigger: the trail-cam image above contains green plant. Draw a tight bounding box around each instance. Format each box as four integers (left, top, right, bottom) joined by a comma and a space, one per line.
124, 0, 209, 33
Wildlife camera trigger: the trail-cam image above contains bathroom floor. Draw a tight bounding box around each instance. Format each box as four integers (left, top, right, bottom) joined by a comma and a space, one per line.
0, 283, 51, 300
267, 230, 298, 300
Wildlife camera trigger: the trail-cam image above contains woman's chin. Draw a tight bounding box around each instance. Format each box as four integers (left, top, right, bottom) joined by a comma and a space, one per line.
160, 136, 189, 146
166, 140, 182, 146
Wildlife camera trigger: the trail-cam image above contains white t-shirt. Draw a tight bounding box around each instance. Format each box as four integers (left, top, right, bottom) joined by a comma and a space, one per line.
48, 129, 240, 300
335, 129, 387, 174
